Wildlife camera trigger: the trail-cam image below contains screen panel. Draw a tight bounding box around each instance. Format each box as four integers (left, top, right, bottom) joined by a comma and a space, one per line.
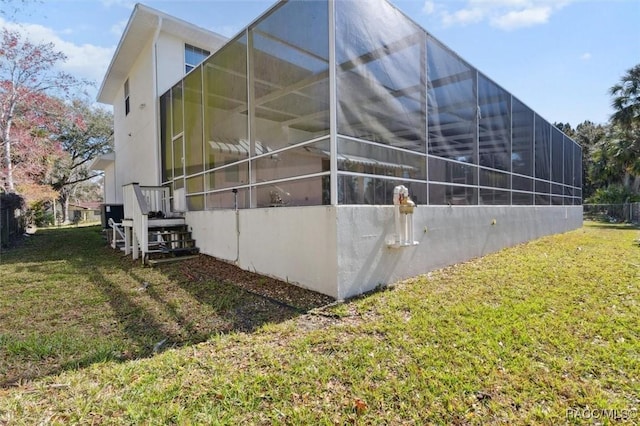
336, 0, 426, 151
534, 114, 551, 181
338, 138, 426, 180
512, 99, 533, 177
203, 34, 249, 171
251, 0, 330, 150
427, 36, 477, 164
551, 127, 564, 184
184, 66, 204, 178
478, 73, 511, 172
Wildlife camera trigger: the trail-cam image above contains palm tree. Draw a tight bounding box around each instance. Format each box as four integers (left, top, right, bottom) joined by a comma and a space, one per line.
610, 64, 640, 131
608, 64, 640, 193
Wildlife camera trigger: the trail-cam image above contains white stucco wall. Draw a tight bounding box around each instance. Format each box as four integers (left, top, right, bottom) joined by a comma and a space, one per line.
103, 161, 117, 204
189, 206, 339, 298
237, 207, 339, 296
335, 205, 583, 299
185, 205, 582, 300
156, 33, 190, 97
186, 210, 238, 261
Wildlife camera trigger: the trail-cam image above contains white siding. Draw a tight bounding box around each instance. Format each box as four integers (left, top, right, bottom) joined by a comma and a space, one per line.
112, 36, 160, 201
156, 32, 190, 97
103, 161, 117, 204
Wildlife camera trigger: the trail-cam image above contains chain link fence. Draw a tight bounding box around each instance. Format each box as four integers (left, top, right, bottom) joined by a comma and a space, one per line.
583, 203, 640, 224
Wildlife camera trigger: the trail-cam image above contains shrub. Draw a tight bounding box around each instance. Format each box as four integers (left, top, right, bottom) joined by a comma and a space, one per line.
586, 183, 640, 204
28, 201, 55, 227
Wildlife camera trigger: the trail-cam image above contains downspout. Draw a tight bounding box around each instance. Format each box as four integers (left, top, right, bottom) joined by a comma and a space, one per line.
233, 188, 240, 263
152, 15, 163, 187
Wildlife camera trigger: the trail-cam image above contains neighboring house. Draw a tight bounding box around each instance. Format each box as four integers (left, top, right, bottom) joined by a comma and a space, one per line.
96, 0, 583, 300
68, 202, 102, 224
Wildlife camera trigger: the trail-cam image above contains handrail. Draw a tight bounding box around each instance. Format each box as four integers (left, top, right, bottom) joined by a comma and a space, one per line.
123, 183, 135, 220
123, 183, 149, 262
108, 218, 125, 249
139, 186, 171, 215
133, 185, 150, 215
122, 183, 174, 263
132, 184, 148, 262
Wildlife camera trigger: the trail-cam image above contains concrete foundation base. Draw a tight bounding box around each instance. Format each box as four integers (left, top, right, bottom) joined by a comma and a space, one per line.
187, 205, 583, 299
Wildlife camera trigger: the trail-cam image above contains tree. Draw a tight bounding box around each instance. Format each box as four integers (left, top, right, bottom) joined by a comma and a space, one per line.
573, 120, 608, 199
574, 121, 607, 148
49, 98, 113, 223
553, 122, 576, 139
0, 28, 80, 193
551, 67, 640, 203
607, 125, 640, 190
608, 64, 640, 192
610, 64, 640, 131
9, 94, 65, 204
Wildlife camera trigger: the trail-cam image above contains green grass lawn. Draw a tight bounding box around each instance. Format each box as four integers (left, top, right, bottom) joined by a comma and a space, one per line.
0, 226, 327, 388
0, 222, 638, 424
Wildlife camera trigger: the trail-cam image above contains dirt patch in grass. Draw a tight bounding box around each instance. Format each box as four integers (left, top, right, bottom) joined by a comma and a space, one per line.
163, 255, 334, 311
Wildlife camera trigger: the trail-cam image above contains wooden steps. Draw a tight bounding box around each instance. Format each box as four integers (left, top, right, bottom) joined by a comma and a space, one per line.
145, 224, 199, 262
147, 255, 199, 266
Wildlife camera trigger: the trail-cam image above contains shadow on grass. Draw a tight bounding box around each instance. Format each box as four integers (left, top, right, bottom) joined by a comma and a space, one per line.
0, 226, 333, 387
583, 220, 640, 231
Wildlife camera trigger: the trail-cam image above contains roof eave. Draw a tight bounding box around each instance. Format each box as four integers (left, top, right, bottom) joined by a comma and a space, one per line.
89, 152, 115, 170
97, 3, 147, 105
96, 3, 228, 105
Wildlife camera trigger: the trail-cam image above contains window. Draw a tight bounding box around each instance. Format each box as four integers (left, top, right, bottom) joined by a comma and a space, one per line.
124, 78, 130, 116
185, 44, 210, 73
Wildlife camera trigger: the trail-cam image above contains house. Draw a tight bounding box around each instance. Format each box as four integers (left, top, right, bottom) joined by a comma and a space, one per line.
68, 201, 102, 224
95, 0, 583, 300
91, 5, 227, 203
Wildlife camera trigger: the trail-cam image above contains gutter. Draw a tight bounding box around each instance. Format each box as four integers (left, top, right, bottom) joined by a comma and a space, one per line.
152, 15, 163, 187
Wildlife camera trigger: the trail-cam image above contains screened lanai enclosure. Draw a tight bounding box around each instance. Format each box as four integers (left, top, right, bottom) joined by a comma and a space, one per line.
159, 0, 582, 211
152, 0, 582, 299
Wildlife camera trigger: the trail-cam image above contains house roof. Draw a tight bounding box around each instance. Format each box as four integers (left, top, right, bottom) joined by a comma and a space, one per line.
69, 202, 102, 211
97, 3, 227, 105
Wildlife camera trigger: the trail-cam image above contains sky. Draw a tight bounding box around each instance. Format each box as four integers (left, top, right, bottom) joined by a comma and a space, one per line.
3, 0, 639, 127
